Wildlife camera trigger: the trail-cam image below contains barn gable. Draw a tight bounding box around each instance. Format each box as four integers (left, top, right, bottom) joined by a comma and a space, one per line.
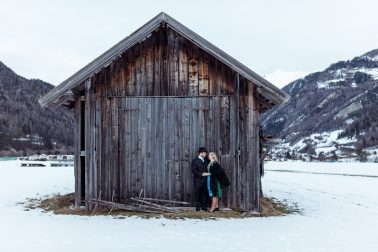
39, 12, 288, 110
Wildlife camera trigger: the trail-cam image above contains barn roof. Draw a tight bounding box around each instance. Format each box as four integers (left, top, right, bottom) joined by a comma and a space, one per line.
39, 12, 289, 108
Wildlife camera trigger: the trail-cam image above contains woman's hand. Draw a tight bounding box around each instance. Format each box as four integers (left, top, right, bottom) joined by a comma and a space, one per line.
202, 172, 211, 176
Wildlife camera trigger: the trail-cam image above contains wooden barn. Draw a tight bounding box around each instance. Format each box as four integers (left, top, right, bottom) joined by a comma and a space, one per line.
39, 12, 289, 212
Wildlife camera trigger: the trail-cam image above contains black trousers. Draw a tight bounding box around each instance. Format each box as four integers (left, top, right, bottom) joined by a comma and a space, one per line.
194, 182, 208, 209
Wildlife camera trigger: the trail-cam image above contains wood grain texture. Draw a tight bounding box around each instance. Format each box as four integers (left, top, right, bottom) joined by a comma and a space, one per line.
73, 98, 81, 206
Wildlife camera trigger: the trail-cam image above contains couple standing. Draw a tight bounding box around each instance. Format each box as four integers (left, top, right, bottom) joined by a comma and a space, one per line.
191, 147, 230, 212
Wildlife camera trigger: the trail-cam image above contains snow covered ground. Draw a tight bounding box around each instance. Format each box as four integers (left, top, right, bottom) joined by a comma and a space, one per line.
0, 160, 377, 252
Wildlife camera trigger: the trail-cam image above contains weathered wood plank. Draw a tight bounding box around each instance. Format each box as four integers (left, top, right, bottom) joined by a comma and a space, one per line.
153, 32, 161, 96
90, 78, 97, 203
167, 98, 175, 200
220, 154, 231, 208
220, 96, 230, 155
120, 98, 125, 201
234, 73, 241, 208
139, 98, 147, 196
252, 84, 261, 211
145, 98, 152, 197
140, 41, 147, 96
161, 30, 168, 96
199, 98, 207, 149
174, 99, 181, 200
131, 98, 138, 197
113, 98, 120, 201
182, 98, 191, 202
118, 98, 124, 202
135, 44, 142, 96
84, 79, 93, 209
178, 38, 188, 96
162, 98, 168, 198
74, 98, 81, 206
222, 67, 232, 95
198, 51, 205, 95
146, 38, 154, 96
191, 98, 198, 158
95, 92, 102, 202
228, 94, 237, 208
213, 96, 221, 156
125, 98, 132, 199
220, 63, 224, 95
198, 52, 209, 95
126, 50, 135, 96
209, 58, 216, 95
100, 95, 105, 200
188, 46, 199, 96
238, 77, 247, 210
155, 97, 163, 198
188, 98, 195, 205
150, 98, 157, 198
119, 56, 126, 96
244, 80, 252, 210
106, 97, 112, 200
168, 30, 178, 95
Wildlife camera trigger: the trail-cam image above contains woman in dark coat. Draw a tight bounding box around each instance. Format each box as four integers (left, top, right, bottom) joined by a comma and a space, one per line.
207, 152, 230, 212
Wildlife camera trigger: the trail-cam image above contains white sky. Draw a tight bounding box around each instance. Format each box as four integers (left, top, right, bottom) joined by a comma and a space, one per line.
1, 0, 378, 88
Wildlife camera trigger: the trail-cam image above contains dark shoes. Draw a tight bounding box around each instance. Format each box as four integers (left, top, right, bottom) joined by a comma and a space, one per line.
209, 207, 219, 213
195, 206, 208, 211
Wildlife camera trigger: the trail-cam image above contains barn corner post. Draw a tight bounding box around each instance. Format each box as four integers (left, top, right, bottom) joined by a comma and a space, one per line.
252, 83, 261, 212
73, 95, 81, 207
239, 77, 261, 213
74, 90, 87, 208
83, 78, 97, 210
235, 72, 242, 210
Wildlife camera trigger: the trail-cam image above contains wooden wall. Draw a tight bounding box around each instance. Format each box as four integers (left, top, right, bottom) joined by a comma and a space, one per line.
74, 25, 260, 211
91, 27, 235, 97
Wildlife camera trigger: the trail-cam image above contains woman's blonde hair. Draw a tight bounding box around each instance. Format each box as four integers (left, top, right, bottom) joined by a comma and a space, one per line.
208, 152, 218, 163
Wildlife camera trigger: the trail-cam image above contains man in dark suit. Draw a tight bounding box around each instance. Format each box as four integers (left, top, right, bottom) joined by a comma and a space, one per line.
191, 147, 210, 211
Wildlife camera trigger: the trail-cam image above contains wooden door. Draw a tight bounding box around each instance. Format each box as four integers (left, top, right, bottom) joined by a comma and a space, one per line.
117, 96, 232, 203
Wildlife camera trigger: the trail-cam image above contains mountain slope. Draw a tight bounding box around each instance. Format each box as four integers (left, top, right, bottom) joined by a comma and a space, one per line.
260, 49, 378, 161
0, 61, 74, 156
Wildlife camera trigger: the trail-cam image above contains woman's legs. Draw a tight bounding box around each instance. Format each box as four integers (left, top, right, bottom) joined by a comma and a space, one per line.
210, 196, 219, 212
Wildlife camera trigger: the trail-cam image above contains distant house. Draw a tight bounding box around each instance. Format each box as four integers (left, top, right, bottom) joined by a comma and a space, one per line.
39, 12, 288, 211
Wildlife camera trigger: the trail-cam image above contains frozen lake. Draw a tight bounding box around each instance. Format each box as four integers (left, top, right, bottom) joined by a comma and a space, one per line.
0, 160, 377, 252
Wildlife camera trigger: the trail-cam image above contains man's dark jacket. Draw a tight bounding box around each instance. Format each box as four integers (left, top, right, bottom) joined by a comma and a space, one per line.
191, 157, 209, 185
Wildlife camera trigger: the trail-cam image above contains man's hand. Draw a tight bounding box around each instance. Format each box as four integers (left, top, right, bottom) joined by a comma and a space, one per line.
202, 172, 211, 176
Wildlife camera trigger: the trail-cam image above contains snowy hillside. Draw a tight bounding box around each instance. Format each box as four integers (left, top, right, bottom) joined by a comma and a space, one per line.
261, 49, 378, 161
1, 160, 378, 251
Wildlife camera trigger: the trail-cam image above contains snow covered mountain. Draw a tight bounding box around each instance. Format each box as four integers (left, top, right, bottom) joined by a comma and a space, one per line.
260, 49, 378, 162
264, 70, 309, 89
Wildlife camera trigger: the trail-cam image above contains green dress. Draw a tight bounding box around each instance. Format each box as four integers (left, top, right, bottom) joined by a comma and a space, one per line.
207, 162, 223, 199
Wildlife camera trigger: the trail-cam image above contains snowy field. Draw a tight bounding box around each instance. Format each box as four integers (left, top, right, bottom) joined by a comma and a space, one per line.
0, 160, 377, 252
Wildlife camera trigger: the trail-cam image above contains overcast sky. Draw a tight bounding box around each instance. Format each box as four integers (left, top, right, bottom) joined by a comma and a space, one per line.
1, 0, 378, 88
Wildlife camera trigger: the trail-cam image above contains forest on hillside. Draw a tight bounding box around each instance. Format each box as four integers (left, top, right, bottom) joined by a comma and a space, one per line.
0, 62, 74, 156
